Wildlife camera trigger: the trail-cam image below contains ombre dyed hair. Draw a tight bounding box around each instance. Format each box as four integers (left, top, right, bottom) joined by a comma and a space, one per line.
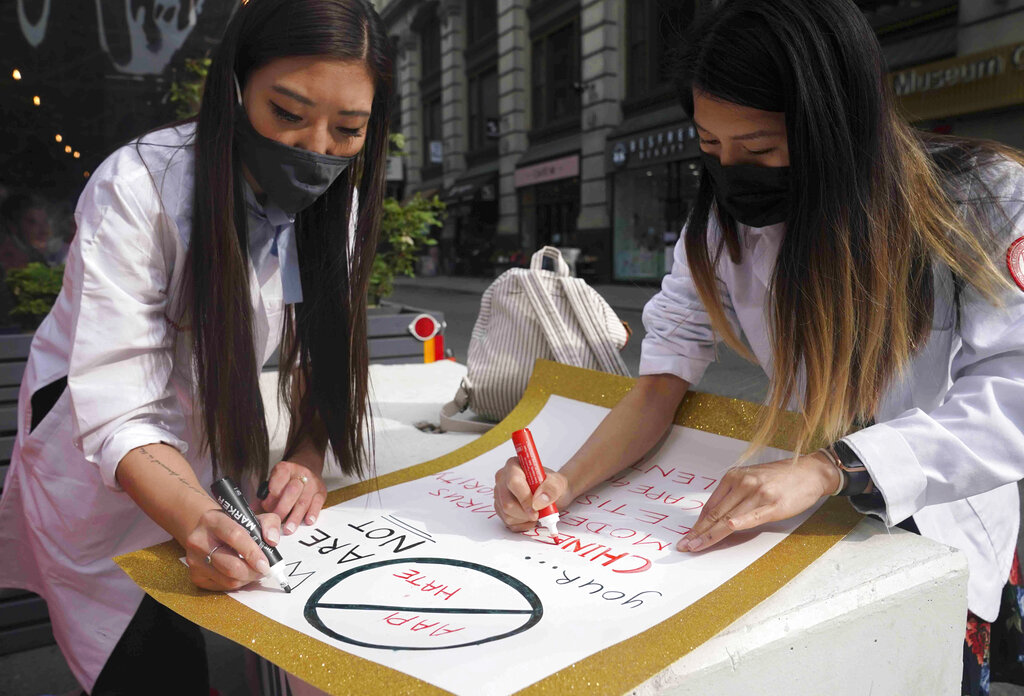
674, 0, 1019, 456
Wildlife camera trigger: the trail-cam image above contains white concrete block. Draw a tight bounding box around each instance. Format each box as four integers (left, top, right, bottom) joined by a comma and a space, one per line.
632, 519, 968, 696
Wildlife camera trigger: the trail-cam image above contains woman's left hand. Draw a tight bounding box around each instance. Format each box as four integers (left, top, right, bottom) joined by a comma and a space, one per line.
260, 460, 328, 535
680, 451, 841, 553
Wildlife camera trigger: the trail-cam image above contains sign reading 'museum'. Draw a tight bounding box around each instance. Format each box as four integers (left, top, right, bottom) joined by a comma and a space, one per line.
890, 42, 1024, 121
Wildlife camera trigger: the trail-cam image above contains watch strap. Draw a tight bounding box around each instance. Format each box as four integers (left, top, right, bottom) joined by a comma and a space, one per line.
818, 445, 846, 496
832, 440, 873, 496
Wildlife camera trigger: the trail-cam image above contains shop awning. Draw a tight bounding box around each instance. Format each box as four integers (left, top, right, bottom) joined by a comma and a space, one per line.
515, 133, 581, 168
607, 103, 687, 141
442, 172, 498, 204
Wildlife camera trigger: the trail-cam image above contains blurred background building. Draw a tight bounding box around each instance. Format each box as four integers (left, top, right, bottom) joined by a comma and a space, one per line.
1, 1, 1023, 282
378, 0, 1024, 282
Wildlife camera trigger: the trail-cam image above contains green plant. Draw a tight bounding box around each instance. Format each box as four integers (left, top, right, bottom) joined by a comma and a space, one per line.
6, 263, 64, 329
169, 57, 212, 120
370, 193, 444, 303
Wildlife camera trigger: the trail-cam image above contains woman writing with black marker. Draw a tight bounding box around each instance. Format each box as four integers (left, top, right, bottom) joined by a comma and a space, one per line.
0, 1, 392, 693
494, 1, 1024, 692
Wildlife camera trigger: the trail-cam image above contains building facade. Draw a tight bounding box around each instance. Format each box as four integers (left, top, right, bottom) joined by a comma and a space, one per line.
378, 0, 1024, 282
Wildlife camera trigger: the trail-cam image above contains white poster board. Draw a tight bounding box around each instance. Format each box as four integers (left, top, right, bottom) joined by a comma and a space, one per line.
228, 395, 817, 696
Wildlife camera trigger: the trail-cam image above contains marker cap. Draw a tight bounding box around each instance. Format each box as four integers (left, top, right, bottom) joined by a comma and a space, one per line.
268, 562, 293, 593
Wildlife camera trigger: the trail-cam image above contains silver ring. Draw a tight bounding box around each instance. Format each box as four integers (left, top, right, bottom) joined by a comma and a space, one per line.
205, 544, 221, 565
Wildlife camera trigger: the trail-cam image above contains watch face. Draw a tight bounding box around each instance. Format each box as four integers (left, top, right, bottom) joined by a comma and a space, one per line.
833, 441, 866, 471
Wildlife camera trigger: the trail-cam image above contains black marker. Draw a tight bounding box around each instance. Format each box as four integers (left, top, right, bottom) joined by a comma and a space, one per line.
211, 477, 293, 593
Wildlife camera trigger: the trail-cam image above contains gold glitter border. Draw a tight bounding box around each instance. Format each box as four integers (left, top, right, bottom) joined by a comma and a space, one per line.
116, 360, 861, 695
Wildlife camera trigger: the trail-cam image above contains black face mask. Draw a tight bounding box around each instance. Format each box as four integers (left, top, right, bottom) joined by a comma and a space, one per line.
234, 112, 354, 215
701, 152, 790, 228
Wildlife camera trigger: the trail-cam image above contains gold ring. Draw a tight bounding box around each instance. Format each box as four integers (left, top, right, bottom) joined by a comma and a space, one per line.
205, 544, 221, 565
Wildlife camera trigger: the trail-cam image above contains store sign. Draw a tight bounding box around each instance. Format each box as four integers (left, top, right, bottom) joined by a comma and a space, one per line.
444, 174, 499, 204
891, 42, 1024, 121
446, 182, 477, 201
386, 155, 404, 182
430, 140, 444, 164
612, 142, 628, 167
607, 122, 699, 169
514, 154, 580, 188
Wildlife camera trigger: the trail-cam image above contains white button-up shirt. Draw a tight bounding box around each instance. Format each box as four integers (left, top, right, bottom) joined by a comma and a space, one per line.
0, 123, 288, 690
640, 158, 1024, 622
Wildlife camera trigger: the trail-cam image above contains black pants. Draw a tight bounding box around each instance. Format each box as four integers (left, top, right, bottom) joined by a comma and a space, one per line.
87, 594, 209, 696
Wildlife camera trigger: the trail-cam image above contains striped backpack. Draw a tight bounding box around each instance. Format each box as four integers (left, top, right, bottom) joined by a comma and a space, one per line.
441, 247, 631, 431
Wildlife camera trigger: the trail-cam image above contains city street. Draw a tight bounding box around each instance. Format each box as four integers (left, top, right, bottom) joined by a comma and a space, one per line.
388, 276, 771, 404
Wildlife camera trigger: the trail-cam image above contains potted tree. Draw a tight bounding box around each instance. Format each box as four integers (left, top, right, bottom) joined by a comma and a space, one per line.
366, 135, 448, 363
4, 262, 64, 332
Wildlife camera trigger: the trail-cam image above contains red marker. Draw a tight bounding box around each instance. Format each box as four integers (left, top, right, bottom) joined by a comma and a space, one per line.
511, 428, 561, 538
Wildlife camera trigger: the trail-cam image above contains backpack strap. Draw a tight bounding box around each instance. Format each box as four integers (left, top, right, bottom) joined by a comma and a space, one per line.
521, 265, 584, 366
559, 276, 631, 376
529, 246, 571, 275
439, 378, 494, 433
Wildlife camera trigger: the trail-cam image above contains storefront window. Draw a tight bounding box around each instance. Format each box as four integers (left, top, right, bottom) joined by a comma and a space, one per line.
519, 178, 580, 253
626, 0, 696, 107
422, 95, 442, 174
612, 160, 699, 281
531, 20, 581, 132
418, 3, 442, 177
468, 68, 499, 154
467, 0, 498, 41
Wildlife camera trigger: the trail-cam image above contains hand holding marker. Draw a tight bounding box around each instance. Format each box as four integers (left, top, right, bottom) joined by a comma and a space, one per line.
512, 428, 561, 539
211, 477, 293, 593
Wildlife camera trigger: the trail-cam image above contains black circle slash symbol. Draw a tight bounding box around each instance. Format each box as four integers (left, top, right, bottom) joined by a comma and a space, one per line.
304, 557, 543, 651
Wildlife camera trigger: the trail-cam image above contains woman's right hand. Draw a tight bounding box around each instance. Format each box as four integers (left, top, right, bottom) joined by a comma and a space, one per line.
493, 457, 571, 532
184, 508, 283, 592
491, 376, 690, 535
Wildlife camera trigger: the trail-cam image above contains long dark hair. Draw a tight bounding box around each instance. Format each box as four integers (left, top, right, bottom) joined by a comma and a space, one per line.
187, 0, 393, 482
673, 0, 1016, 455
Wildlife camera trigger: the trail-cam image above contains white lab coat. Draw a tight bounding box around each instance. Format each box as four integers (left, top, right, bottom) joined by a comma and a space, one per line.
0, 124, 287, 691
641, 157, 1024, 622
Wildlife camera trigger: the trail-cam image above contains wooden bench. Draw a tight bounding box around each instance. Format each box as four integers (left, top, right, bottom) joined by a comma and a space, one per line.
0, 332, 55, 656
0, 332, 28, 490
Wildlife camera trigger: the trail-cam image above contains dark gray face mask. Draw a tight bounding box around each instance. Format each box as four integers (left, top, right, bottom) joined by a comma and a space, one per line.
234, 111, 355, 215
701, 152, 790, 228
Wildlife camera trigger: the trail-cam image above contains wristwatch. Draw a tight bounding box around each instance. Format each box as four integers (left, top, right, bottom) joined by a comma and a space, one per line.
829, 440, 873, 496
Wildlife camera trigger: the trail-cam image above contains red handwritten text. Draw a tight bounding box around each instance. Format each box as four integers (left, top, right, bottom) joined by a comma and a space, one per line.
382, 612, 466, 637
392, 568, 462, 600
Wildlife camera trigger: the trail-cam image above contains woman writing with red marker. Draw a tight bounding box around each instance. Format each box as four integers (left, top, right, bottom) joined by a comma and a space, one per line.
494, 1, 1024, 692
